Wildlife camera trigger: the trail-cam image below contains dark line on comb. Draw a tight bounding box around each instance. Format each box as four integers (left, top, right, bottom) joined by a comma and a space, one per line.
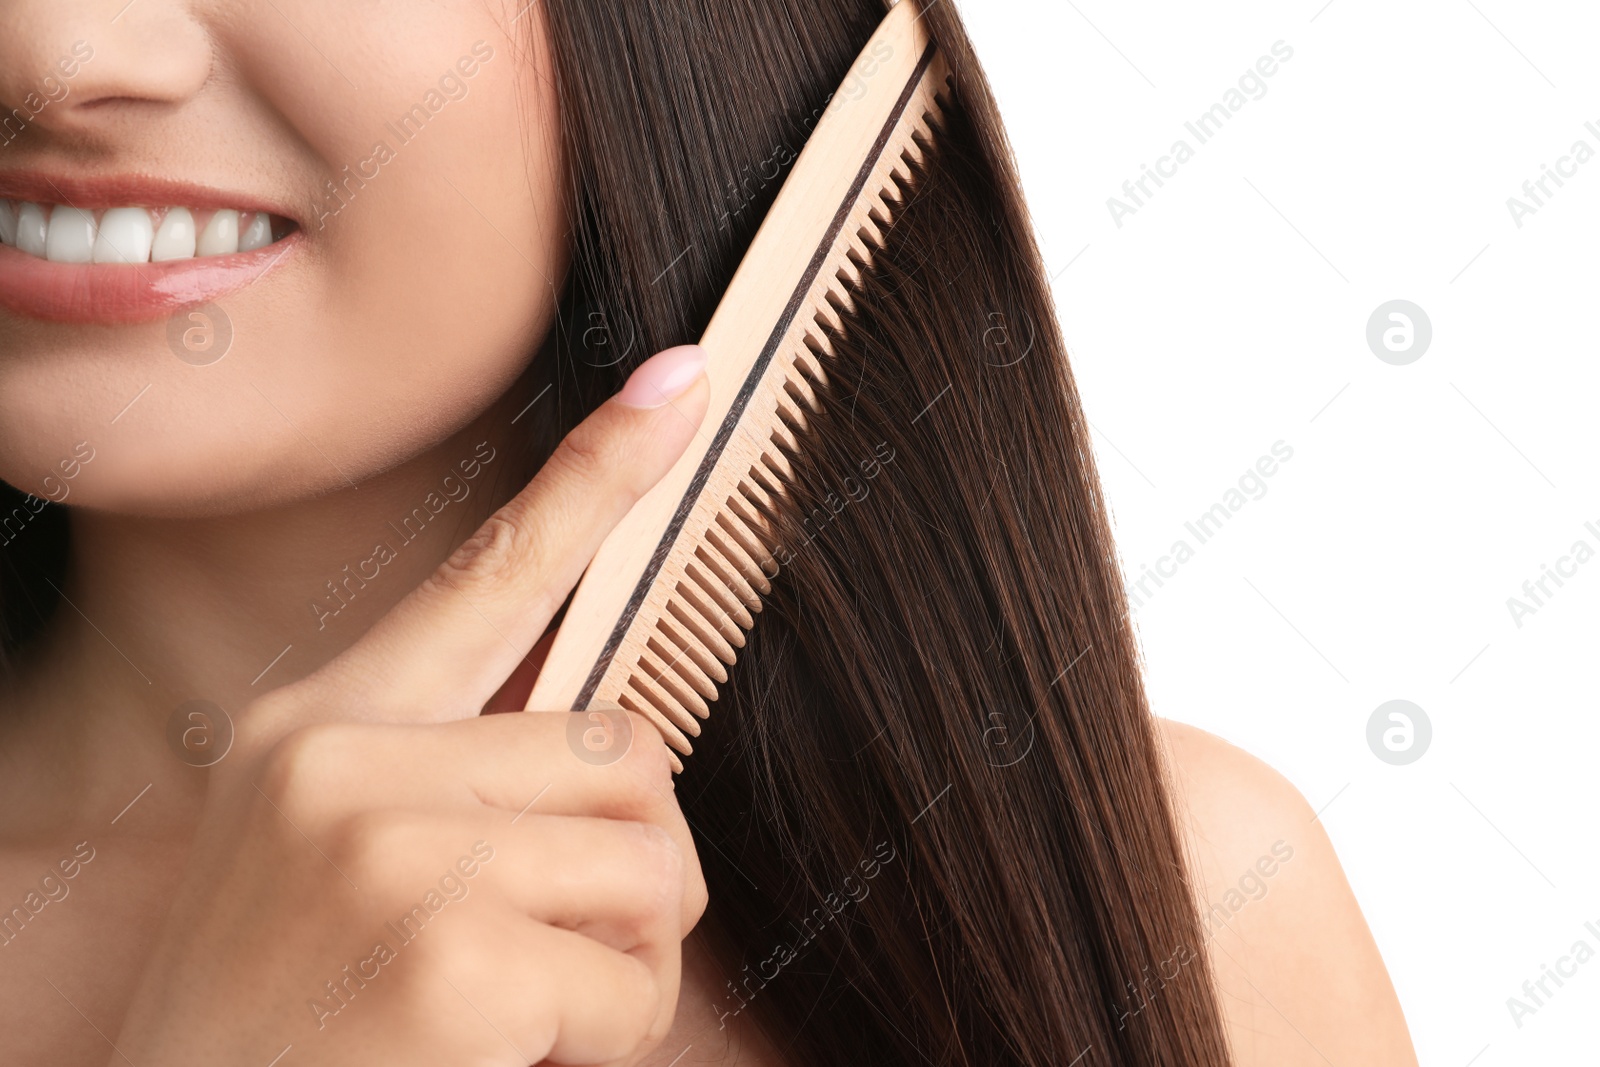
574, 40, 940, 709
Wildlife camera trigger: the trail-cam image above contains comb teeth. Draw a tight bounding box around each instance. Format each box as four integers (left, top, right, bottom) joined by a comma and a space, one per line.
526, 4, 951, 773
602, 77, 951, 770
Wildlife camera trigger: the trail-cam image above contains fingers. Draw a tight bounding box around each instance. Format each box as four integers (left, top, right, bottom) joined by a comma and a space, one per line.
245, 712, 709, 933
319, 811, 688, 1063
420, 917, 673, 1067
430, 711, 680, 821
448, 714, 708, 935
322, 809, 684, 952
307, 345, 710, 724
174, 718, 698, 1067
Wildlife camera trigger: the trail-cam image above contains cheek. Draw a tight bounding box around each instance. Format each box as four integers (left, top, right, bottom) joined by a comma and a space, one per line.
316, 58, 569, 412
240, 52, 567, 493
220, 6, 568, 498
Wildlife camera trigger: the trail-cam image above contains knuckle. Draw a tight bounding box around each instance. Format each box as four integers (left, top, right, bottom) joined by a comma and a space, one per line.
616, 716, 675, 794
256, 723, 354, 815
683, 861, 710, 930
235, 689, 299, 748
391, 929, 487, 1015
547, 421, 622, 487
628, 822, 685, 920
430, 511, 526, 593
334, 810, 417, 886
578, 714, 675, 818
619, 954, 666, 1044
404, 918, 480, 977
495, 707, 567, 748
633, 820, 682, 871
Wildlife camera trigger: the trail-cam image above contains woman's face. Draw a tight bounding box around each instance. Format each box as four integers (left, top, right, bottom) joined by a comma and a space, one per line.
0, 0, 568, 516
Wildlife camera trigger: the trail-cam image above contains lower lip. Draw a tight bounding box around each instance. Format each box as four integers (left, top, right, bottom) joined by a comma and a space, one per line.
0, 233, 302, 325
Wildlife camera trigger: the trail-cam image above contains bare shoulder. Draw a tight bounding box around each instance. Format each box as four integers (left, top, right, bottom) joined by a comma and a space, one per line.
1153, 719, 1418, 1067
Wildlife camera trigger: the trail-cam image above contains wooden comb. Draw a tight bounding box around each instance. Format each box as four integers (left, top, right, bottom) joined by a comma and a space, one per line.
525, 1, 951, 770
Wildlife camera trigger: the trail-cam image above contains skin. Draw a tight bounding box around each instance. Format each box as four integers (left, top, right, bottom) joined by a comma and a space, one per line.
1158, 721, 1419, 1066
0, 1, 1416, 1064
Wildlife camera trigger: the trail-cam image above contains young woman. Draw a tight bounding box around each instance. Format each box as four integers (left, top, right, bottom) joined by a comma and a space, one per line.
0, 1, 1417, 1064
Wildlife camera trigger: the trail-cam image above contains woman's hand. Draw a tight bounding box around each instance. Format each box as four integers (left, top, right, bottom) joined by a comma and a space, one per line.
111, 346, 712, 1067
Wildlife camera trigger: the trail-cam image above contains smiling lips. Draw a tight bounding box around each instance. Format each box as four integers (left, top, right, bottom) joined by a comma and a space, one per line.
0, 202, 292, 265
0, 179, 302, 326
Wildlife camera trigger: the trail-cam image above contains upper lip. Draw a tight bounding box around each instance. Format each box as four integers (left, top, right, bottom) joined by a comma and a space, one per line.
0, 170, 300, 225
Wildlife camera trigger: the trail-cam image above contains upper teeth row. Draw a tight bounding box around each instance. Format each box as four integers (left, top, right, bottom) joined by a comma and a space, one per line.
0, 202, 280, 264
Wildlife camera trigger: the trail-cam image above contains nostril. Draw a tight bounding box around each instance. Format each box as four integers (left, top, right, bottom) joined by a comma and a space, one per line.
75, 96, 149, 111
0, 38, 96, 120
5, 18, 211, 124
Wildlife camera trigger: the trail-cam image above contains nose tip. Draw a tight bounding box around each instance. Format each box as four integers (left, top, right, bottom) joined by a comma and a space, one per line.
0, 7, 211, 145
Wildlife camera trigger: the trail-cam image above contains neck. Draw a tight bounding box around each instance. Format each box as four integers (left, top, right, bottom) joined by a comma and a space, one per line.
1, 392, 529, 830
648, 930, 792, 1067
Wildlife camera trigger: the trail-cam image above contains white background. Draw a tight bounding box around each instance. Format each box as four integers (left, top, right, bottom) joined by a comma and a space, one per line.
963, 1, 1599, 1063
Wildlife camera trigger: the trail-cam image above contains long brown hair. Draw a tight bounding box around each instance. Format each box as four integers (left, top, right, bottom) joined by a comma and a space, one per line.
0, 1, 1234, 1061
536, 1, 1234, 1062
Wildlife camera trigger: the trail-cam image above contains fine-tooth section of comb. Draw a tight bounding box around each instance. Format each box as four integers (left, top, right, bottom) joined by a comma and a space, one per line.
526, 1, 952, 770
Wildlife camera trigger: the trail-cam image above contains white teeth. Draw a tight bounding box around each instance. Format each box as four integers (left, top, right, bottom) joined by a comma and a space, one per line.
238, 212, 272, 252
197, 209, 239, 256
15, 203, 47, 257
151, 207, 197, 262
93, 207, 155, 264
46, 206, 96, 264
0, 203, 287, 263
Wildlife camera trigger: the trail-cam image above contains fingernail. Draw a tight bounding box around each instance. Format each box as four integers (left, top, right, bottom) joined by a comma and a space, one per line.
614, 345, 708, 409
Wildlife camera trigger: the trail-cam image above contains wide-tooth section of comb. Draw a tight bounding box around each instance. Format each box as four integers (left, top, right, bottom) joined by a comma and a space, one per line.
526, 2, 952, 772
